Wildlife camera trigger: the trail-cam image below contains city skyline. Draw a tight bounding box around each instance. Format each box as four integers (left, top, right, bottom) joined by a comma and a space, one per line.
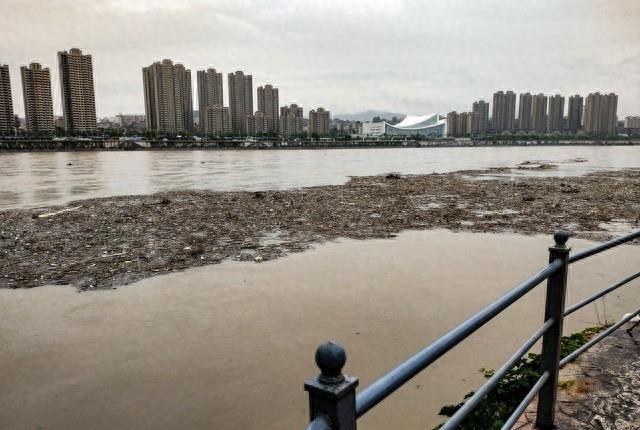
1, 0, 638, 118
0, 54, 628, 137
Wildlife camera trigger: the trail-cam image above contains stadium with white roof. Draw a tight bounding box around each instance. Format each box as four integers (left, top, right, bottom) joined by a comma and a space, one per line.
361, 114, 447, 137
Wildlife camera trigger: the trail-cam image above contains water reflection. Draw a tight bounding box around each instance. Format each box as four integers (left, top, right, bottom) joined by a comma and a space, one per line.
1, 146, 639, 210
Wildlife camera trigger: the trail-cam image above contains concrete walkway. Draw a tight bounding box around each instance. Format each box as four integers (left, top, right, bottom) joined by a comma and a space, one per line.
514, 321, 640, 429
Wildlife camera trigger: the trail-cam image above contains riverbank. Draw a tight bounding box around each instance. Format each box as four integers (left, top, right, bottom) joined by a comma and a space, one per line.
1, 165, 638, 289
1, 138, 639, 152
515, 322, 640, 428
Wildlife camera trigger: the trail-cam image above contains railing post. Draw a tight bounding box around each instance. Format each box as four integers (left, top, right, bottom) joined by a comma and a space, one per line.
536, 230, 570, 429
304, 342, 359, 429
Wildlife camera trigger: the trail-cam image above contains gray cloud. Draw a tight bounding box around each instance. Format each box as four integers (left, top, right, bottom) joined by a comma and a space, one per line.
1, 0, 638, 117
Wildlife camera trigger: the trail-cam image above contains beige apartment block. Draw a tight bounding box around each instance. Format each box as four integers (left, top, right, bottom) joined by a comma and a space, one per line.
531, 93, 547, 133
446, 111, 458, 137
228, 71, 253, 133
567, 95, 583, 133
518, 93, 533, 132
142, 59, 193, 134
58, 48, 97, 132
624, 116, 640, 129
280, 104, 303, 138
547, 94, 565, 133
0, 64, 14, 135
257, 84, 279, 133
583, 92, 617, 136
471, 100, 489, 134
309, 107, 331, 136
203, 105, 230, 137
245, 111, 269, 135
197, 68, 223, 130
21, 63, 55, 133
456, 111, 469, 136
491, 90, 516, 132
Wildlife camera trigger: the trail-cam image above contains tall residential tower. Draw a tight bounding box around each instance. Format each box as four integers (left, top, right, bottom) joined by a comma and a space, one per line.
21, 63, 55, 133
531, 93, 547, 133
583, 92, 617, 136
518, 93, 533, 132
197, 68, 223, 131
567, 95, 584, 133
491, 90, 516, 133
142, 59, 193, 134
0, 64, 14, 135
257, 84, 279, 133
228, 71, 253, 133
280, 104, 303, 138
471, 100, 489, 134
547, 94, 565, 133
58, 48, 97, 132
309, 107, 331, 136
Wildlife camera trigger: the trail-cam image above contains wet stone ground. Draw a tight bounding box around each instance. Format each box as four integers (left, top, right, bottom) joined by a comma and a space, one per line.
515, 322, 640, 429
1, 166, 639, 289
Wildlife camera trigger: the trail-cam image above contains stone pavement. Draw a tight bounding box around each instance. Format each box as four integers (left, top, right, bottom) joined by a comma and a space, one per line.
513, 321, 640, 429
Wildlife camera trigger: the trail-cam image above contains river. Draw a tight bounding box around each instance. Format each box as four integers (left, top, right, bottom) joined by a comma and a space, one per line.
1, 145, 640, 210
2, 147, 639, 429
1, 230, 639, 429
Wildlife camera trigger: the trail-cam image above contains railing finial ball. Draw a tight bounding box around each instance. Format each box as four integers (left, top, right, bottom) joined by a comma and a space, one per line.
315, 341, 346, 383
553, 230, 569, 247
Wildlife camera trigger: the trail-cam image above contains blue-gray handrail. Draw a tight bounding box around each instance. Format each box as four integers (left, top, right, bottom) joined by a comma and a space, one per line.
564, 270, 640, 316
303, 229, 640, 429
355, 259, 563, 417
569, 229, 640, 263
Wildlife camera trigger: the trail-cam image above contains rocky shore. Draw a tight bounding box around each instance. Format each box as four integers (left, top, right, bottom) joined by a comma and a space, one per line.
1, 165, 639, 290
515, 322, 640, 429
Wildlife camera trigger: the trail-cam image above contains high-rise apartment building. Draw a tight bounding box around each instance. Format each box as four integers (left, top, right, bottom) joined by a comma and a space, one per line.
280, 104, 303, 138
0, 64, 14, 135
142, 59, 193, 134
197, 68, 223, 130
20, 63, 55, 133
491, 90, 516, 133
257, 84, 279, 133
567, 95, 583, 133
518, 93, 533, 132
531, 93, 547, 133
467, 112, 479, 135
446, 111, 458, 137
456, 112, 469, 136
203, 105, 230, 136
547, 94, 565, 133
309, 107, 331, 136
583, 92, 617, 136
228, 71, 253, 133
471, 100, 489, 134
58, 48, 97, 132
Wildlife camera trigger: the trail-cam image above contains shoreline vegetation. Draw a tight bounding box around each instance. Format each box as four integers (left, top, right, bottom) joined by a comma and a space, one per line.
1, 137, 640, 152
1, 164, 639, 290
432, 325, 607, 429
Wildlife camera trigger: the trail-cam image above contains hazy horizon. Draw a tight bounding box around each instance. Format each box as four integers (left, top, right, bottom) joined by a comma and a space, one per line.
1, 0, 639, 118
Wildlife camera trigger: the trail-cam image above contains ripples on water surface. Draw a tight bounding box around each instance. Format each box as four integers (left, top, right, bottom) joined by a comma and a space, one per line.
1, 146, 639, 210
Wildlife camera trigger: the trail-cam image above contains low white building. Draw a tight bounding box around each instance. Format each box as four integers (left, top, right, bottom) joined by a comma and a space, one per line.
362, 122, 386, 136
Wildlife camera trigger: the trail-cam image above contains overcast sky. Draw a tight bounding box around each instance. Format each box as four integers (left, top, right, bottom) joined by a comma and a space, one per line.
1, 0, 639, 118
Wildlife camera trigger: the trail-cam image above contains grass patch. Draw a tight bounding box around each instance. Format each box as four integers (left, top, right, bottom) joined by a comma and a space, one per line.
433, 325, 605, 429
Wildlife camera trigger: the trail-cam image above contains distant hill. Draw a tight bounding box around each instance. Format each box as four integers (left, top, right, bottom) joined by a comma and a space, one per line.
333, 110, 405, 122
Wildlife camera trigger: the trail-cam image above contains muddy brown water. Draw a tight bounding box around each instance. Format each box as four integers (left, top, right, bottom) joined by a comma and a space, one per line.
1, 230, 639, 429
2, 146, 640, 210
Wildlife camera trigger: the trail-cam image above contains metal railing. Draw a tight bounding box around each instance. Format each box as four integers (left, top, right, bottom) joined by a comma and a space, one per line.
302, 229, 640, 430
